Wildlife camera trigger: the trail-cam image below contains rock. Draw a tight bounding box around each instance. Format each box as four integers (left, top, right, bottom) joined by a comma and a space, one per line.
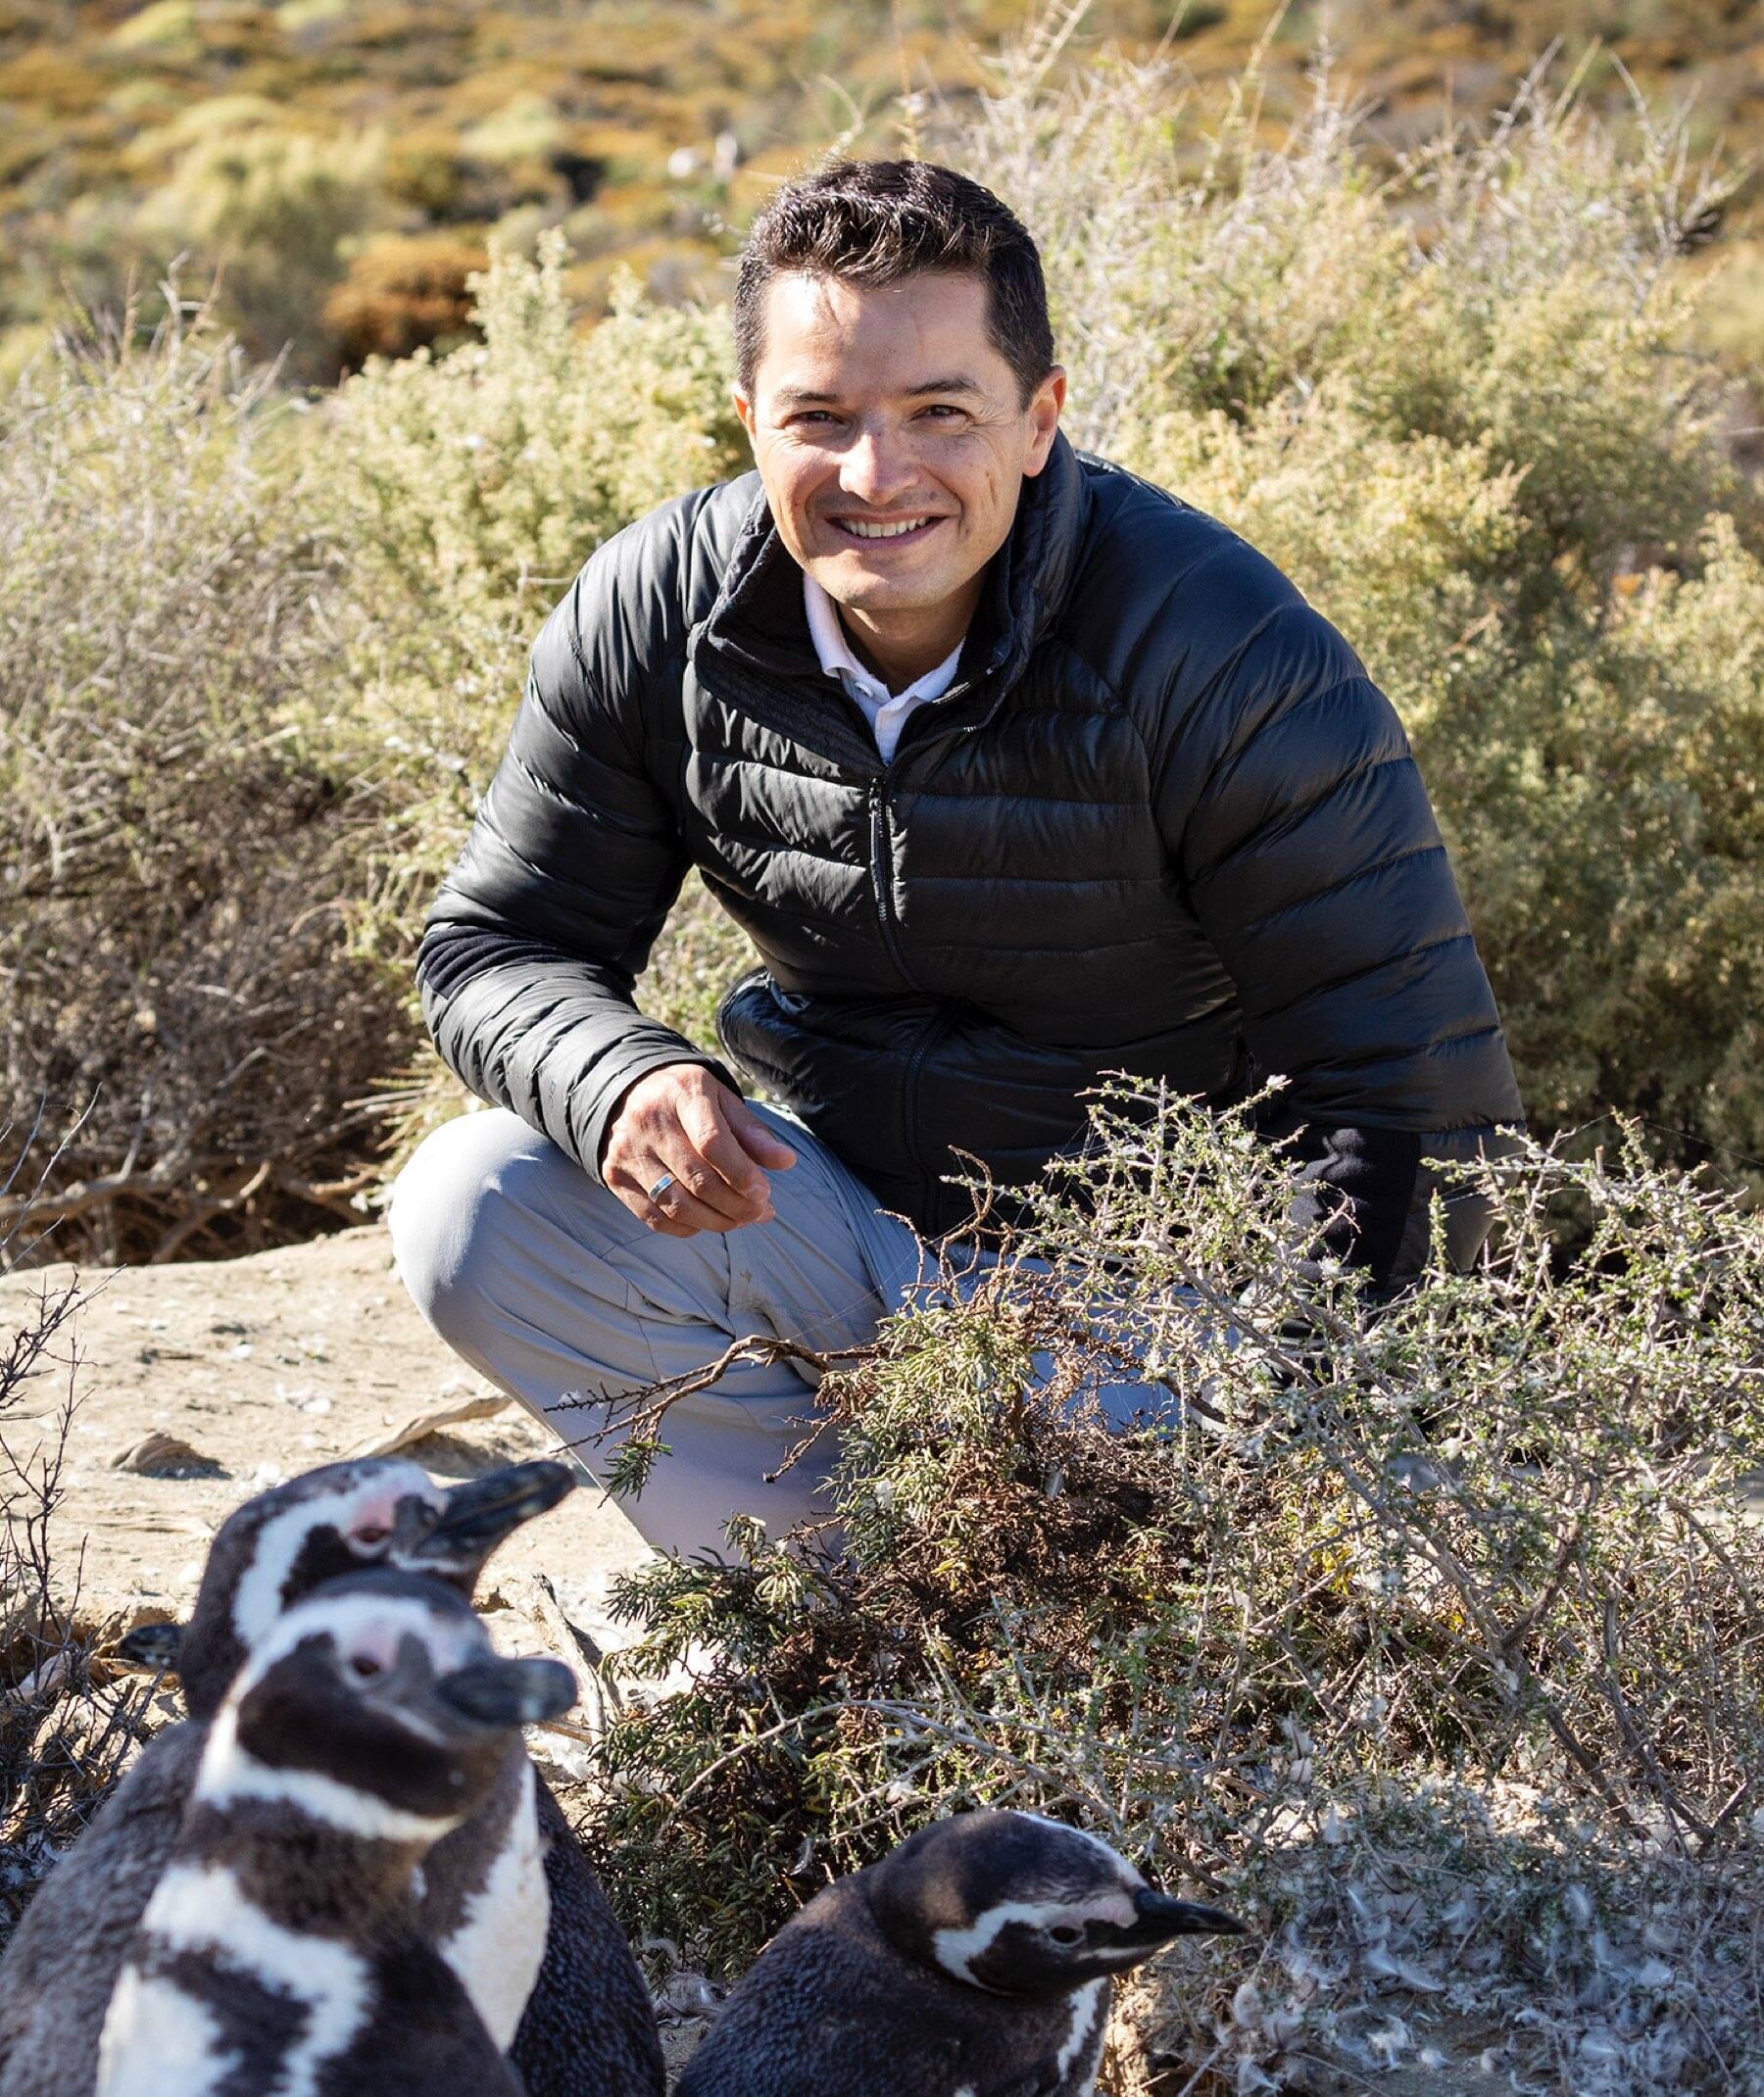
109, 1431, 223, 1480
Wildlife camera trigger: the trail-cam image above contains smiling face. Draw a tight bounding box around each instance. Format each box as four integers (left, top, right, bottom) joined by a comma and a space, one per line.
733, 269, 1064, 682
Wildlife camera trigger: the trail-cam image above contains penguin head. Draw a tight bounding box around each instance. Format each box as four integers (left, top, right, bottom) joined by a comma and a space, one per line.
154, 1454, 573, 1718
205, 1568, 577, 1835
866, 1811, 1246, 1998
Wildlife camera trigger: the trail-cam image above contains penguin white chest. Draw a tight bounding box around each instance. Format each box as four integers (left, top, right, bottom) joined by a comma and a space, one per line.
98, 1862, 370, 2097
437, 1759, 552, 2050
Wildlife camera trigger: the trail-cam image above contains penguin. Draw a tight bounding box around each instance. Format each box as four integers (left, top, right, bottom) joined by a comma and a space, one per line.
674, 1809, 1248, 2097
95, 1569, 577, 2096
0, 1454, 591, 2096
134, 1454, 668, 2096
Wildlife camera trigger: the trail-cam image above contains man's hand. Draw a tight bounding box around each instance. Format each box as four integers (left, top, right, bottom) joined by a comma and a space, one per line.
601, 1064, 797, 1237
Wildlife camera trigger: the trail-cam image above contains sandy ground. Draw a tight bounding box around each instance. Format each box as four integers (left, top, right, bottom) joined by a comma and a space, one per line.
0, 1224, 711, 2078
0, 1223, 649, 1646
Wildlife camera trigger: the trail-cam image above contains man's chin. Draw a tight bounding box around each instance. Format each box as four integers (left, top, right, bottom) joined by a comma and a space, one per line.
805, 557, 966, 616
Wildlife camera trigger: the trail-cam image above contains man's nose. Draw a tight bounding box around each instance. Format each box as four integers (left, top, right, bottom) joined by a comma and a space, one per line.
839, 422, 917, 509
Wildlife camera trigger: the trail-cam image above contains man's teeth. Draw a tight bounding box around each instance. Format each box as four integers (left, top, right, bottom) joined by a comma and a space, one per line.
842, 517, 933, 539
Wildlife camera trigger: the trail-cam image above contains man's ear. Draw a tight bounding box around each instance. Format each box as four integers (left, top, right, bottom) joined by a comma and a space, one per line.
1022, 366, 1067, 477
732, 384, 758, 451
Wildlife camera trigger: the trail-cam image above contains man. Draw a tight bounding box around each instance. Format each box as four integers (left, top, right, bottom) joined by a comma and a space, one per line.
390, 161, 1524, 1556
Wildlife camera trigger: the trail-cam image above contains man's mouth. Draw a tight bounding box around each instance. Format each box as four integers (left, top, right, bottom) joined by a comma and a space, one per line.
828, 515, 944, 543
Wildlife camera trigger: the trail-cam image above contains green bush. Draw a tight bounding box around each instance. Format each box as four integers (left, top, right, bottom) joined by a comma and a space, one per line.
956, 41, 1763, 1183
581, 1082, 1764, 2089
0, 299, 402, 1265
307, 230, 754, 1157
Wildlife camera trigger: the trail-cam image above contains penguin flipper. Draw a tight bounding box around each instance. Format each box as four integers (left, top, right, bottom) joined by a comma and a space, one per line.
0, 1722, 204, 2097
507, 1778, 663, 2097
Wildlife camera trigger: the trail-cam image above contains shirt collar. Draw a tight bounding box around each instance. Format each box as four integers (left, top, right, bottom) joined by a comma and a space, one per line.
802, 571, 964, 706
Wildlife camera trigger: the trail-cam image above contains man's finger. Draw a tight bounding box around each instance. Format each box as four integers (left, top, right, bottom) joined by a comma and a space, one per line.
688, 1093, 778, 1207
724, 1097, 798, 1171
652, 1131, 766, 1230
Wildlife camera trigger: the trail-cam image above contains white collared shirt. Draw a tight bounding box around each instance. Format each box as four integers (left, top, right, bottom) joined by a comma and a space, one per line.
802, 572, 963, 763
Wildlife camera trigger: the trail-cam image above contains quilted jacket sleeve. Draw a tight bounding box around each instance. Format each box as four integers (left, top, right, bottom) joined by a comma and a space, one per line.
417, 534, 736, 1184
1158, 585, 1525, 1285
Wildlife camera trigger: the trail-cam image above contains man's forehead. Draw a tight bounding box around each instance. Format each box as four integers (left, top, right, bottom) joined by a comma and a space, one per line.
753, 269, 1009, 399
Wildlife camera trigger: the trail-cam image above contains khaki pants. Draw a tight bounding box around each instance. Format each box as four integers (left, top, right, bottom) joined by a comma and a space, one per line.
389, 1103, 1173, 1559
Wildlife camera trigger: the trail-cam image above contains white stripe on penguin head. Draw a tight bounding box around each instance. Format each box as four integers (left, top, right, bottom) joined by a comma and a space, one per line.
227, 1461, 438, 1652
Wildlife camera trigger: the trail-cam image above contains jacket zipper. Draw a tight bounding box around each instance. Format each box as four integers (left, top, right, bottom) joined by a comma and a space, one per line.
867, 777, 922, 993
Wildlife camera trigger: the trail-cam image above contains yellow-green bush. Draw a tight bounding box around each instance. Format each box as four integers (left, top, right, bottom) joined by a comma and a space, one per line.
308, 230, 752, 1128
137, 121, 390, 377
956, 43, 1762, 1180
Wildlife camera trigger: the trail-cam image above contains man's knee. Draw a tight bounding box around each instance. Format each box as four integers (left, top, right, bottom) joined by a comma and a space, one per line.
387, 1109, 565, 1349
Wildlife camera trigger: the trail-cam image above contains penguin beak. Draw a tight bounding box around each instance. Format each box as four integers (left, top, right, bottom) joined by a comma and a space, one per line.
433, 1654, 578, 1730
1127, 1886, 1249, 1943
399, 1461, 575, 1573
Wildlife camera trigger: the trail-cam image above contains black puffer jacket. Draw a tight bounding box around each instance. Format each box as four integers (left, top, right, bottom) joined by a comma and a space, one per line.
420, 434, 1524, 1283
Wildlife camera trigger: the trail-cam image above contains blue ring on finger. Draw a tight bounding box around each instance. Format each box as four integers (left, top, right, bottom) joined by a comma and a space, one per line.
647, 1171, 676, 1202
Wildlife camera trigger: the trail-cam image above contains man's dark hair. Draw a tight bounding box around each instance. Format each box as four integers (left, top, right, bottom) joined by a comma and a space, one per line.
733, 159, 1055, 408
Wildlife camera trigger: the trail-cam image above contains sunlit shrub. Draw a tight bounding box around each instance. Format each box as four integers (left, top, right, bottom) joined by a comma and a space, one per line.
953, 36, 1762, 1182
0, 299, 402, 1264
584, 1082, 1764, 2089
322, 230, 486, 368
138, 122, 389, 377
307, 231, 753, 1150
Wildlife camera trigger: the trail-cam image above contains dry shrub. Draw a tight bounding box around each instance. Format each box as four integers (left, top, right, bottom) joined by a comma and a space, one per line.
323, 231, 487, 368
581, 1083, 1764, 2091
953, 22, 1764, 1188
0, 1132, 158, 1948
0, 297, 406, 1266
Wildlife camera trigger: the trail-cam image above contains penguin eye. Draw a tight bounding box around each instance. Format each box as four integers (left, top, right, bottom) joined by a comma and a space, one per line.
348, 1651, 384, 1679
1049, 1925, 1083, 1946
350, 1523, 392, 1549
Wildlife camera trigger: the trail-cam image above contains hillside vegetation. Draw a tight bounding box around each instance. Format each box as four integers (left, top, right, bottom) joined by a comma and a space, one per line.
4, 9, 1760, 1263
0, 0, 1758, 386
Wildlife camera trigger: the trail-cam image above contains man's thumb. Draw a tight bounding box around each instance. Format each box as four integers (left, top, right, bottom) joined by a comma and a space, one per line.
729, 1097, 797, 1168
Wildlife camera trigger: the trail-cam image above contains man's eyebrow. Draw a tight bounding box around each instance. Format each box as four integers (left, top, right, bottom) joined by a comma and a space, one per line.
770, 376, 987, 409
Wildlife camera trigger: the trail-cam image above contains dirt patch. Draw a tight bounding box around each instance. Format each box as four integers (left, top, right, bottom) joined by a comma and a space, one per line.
0, 1224, 650, 1646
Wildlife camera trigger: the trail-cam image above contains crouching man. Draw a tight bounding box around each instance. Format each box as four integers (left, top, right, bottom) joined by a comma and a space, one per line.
390, 160, 1524, 1557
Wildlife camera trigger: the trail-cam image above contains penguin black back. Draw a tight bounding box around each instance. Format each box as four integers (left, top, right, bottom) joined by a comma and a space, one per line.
676, 1810, 1246, 2097
95, 1570, 577, 2097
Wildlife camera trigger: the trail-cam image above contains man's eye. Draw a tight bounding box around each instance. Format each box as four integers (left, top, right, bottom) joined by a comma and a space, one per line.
919, 405, 963, 420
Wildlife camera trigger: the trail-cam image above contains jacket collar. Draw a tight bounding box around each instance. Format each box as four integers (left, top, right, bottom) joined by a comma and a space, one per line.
697, 430, 1090, 709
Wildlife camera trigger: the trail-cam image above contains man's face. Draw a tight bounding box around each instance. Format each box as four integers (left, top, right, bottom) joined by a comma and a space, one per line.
733, 270, 1064, 627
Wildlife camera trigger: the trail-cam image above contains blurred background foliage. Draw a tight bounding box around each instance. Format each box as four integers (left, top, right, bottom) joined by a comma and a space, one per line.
1, 0, 1761, 1261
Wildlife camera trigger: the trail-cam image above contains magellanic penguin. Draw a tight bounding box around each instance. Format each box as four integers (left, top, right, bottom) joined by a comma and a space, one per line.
0, 1455, 584, 2096
674, 1809, 1249, 2097
95, 1569, 577, 2096
121, 1454, 668, 2093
